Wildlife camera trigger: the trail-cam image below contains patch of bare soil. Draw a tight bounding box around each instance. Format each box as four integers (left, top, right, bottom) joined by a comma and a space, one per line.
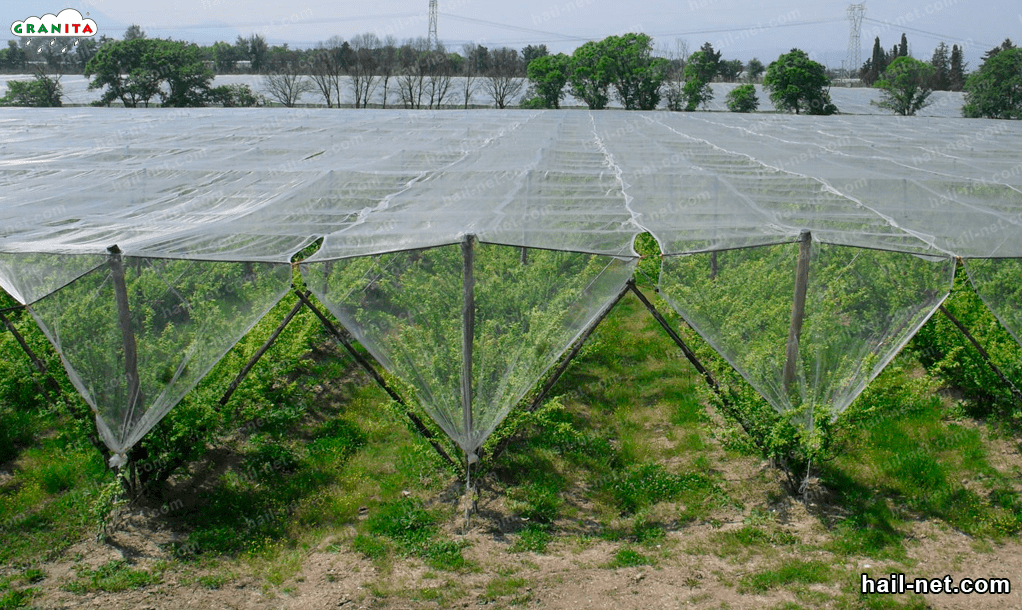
21, 460, 1020, 610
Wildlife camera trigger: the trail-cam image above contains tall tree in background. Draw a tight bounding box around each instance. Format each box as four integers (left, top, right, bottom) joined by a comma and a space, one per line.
310, 37, 345, 107
949, 44, 967, 91
602, 33, 668, 110
681, 49, 716, 110
123, 24, 146, 41
568, 40, 612, 109
872, 56, 934, 115
929, 42, 950, 91
962, 47, 1022, 119
459, 43, 484, 108
745, 58, 765, 82
377, 37, 398, 108
697, 42, 721, 80
349, 33, 380, 108
85, 38, 213, 107
526, 52, 571, 108
898, 33, 909, 58
248, 34, 268, 73
521, 44, 549, 67
718, 59, 744, 82
763, 48, 837, 115
982, 38, 1015, 62
861, 36, 886, 85
483, 47, 524, 109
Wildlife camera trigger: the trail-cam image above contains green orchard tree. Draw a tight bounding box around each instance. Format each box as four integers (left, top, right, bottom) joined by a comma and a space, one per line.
872, 56, 935, 116
0, 72, 62, 107
85, 38, 214, 107
763, 48, 838, 115
962, 47, 1022, 119
601, 33, 668, 110
526, 53, 571, 108
725, 84, 758, 112
681, 50, 716, 111
569, 40, 612, 109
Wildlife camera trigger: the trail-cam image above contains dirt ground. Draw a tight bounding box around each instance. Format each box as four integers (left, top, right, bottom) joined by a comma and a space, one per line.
20, 457, 1021, 610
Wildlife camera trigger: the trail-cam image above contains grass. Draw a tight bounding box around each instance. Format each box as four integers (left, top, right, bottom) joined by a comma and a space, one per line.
62, 560, 162, 594
738, 558, 832, 593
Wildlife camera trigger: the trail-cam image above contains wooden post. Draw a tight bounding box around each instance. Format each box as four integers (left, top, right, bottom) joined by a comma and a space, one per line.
782, 231, 812, 395
219, 292, 308, 407
461, 235, 476, 462
628, 281, 723, 399
710, 251, 718, 281
107, 245, 143, 432
294, 288, 459, 471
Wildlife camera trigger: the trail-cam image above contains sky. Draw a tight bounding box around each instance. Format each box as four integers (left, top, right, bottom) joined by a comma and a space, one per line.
3, 0, 1019, 68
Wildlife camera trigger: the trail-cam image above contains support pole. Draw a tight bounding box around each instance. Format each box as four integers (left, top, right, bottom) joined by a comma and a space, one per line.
628, 281, 723, 400
0, 309, 61, 396
294, 288, 458, 470
219, 292, 308, 408
782, 231, 812, 395
939, 304, 1022, 406
108, 245, 142, 437
461, 235, 477, 519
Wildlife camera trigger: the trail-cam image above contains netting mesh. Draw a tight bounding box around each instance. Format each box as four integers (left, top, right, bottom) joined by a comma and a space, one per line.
1, 108, 1020, 459
965, 258, 1022, 345
659, 240, 955, 424
303, 242, 635, 454
28, 255, 291, 460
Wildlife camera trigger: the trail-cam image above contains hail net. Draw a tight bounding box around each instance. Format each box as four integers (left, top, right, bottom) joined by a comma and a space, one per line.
0, 108, 1019, 455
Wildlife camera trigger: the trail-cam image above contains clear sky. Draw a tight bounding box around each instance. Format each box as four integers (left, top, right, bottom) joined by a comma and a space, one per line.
3, 0, 1018, 67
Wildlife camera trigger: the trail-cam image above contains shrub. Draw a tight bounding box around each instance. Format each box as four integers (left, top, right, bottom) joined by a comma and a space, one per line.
725, 84, 759, 113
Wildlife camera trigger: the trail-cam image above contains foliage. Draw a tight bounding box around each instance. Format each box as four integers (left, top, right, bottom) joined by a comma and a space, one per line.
62, 560, 161, 593
745, 57, 766, 82
725, 84, 759, 112
910, 263, 1022, 428
525, 53, 571, 109
872, 56, 935, 116
680, 50, 717, 111
364, 498, 468, 569
0, 73, 62, 107
601, 33, 669, 110
85, 38, 214, 107
602, 463, 720, 516
962, 47, 1022, 119
764, 48, 837, 115
607, 547, 652, 568
568, 40, 612, 109
207, 83, 258, 107
738, 559, 831, 593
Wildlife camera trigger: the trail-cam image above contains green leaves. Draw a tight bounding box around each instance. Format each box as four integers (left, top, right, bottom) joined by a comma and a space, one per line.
725, 84, 759, 113
962, 47, 1022, 119
85, 38, 214, 107
525, 53, 571, 109
872, 56, 935, 116
763, 48, 837, 115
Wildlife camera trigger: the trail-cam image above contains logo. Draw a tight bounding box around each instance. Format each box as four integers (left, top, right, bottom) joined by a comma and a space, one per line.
11, 8, 97, 37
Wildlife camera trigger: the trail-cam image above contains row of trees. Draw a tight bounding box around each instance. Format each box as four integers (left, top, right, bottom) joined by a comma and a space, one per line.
860, 34, 967, 91
864, 37, 1021, 118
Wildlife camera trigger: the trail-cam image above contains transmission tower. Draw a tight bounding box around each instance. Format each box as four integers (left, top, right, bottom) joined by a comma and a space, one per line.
846, 3, 866, 79
428, 0, 438, 49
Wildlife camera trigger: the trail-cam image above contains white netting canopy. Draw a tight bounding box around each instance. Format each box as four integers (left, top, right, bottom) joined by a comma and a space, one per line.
1, 108, 1020, 459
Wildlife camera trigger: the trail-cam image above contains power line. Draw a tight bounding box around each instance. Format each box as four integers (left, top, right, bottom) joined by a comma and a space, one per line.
861, 17, 998, 50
